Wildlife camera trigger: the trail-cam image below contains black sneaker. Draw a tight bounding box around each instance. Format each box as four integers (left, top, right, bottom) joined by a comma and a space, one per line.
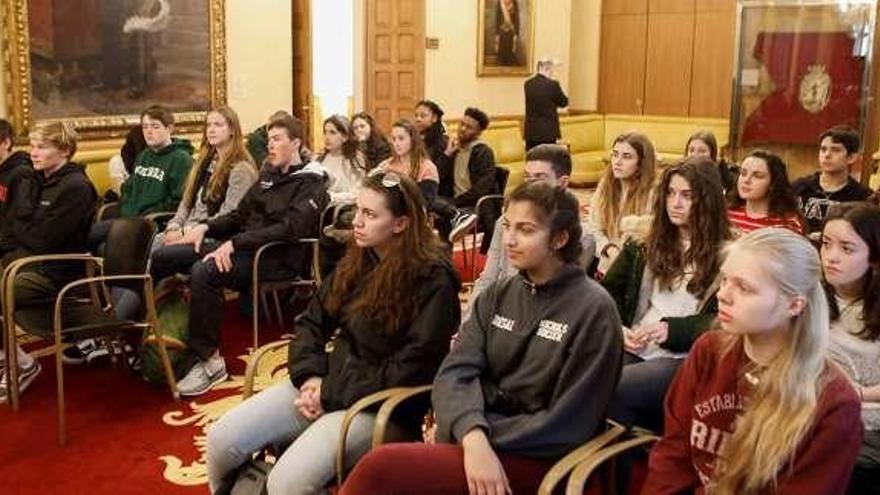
448, 211, 478, 243
61, 338, 101, 365
0, 360, 42, 403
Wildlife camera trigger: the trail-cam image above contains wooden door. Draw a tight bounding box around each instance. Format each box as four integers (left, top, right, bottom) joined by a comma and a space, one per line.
292, 0, 312, 147
366, 0, 425, 132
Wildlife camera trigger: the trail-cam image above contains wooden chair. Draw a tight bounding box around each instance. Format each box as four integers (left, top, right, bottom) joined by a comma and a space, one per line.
1, 218, 179, 445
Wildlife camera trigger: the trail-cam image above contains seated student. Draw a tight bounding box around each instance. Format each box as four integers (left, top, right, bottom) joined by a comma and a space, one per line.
684, 130, 735, 192
318, 115, 367, 210
149, 106, 258, 280
206, 172, 460, 495
245, 110, 291, 167
603, 157, 731, 432
351, 111, 391, 171
339, 182, 623, 495
107, 124, 148, 196
793, 125, 873, 234
822, 203, 880, 494
0, 118, 36, 253
413, 99, 448, 167
642, 228, 863, 495
471, 144, 595, 309
0, 122, 98, 401
88, 105, 194, 250
435, 107, 497, 244
171, 115, 327, 396
590, 132, 656, 275
727, 150, 805, 235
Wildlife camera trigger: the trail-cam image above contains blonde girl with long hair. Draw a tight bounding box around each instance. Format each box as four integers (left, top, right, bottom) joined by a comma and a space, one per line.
150, 106, 258, 281
590, 132, 656, 274
643, 228, 862, 495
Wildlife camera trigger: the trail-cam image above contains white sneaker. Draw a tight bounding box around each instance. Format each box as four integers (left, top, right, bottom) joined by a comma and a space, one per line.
0, 360, 42, 403
177, 357, 227, 397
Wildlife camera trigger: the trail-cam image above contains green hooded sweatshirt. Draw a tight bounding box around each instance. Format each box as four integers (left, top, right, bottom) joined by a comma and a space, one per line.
120, 138, 194, 217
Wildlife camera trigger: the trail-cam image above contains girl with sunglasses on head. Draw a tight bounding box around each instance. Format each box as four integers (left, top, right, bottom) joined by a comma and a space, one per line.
205, 172, 461, 495
822, 202, 880, 494
643, 228, 862, 495
340, 182, 622, 495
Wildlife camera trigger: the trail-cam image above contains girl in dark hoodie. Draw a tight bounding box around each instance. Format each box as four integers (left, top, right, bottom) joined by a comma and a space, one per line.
340, 182, 623, 495
206, 172, 461, 495
413, 99, 449, 168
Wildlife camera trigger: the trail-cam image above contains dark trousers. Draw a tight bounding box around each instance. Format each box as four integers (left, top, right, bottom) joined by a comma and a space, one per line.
608, 354, 682, 432
87, 219, 114, 254
150, 240, 221, 284
187, 248, 295, 361
848, 430, 880, 495
339, 443, 556, 495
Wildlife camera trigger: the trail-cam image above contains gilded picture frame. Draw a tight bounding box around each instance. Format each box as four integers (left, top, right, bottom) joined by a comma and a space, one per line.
2, 0, 227, 139
477, 0, 534, 77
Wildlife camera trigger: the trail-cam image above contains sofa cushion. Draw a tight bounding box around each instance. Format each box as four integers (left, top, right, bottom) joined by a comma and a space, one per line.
560, 114, 605, 154
604, 114, 729, 163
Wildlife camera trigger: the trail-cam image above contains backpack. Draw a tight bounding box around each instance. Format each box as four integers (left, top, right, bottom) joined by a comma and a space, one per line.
140, 277, 191, 384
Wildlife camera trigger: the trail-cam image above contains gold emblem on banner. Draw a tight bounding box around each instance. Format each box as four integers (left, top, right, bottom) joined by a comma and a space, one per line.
799, 64, 832, 114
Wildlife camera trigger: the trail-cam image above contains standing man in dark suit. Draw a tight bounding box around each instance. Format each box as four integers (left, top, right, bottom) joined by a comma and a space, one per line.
524, 58, 568, 150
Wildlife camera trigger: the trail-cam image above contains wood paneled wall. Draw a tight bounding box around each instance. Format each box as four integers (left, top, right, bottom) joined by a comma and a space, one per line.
600, 0, 736, 118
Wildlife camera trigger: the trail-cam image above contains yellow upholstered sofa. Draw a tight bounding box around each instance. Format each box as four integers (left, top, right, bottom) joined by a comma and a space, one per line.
871, 149, 880, 191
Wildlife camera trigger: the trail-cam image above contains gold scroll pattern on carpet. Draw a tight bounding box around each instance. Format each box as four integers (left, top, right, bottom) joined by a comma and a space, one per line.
159, 344, 291, 486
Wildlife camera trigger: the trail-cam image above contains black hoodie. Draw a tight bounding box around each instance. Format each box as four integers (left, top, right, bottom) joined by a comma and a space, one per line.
433, 265, 623, 459
206, 161, 328, 270
422, 121, 449, 169
12, 163, 98, 279
288, 259, 461, 413
0, 151, 36, 252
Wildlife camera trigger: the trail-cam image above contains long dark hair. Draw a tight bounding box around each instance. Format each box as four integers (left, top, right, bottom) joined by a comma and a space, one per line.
823, 202, 880, 341
646, 157, 731, 295
319, 114, 364, 170
729, 149, 802, 221
352, 112, 388, 149
121, 124, 148, 174
325, 172, 448, 333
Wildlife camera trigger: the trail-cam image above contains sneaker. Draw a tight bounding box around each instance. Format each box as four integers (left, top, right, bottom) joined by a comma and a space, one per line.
448, 211, 478, 243
177, 357, 227, 397
0, 360, 42, 403
61, 338, 103, 365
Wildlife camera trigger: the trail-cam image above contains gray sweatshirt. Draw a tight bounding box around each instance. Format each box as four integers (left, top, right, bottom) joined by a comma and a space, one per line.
433, 264, 623, 458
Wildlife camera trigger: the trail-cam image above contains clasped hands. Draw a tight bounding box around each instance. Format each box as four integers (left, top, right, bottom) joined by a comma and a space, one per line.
622, 321, 669, 354
295, 376, 324, 421
162, 224, 235, 273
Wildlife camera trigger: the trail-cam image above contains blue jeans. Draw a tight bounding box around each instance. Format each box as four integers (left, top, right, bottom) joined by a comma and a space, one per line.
206, 380, 379, 495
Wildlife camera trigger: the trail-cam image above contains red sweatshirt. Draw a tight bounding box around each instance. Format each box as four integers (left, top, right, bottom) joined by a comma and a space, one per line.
642, 331, 862, 495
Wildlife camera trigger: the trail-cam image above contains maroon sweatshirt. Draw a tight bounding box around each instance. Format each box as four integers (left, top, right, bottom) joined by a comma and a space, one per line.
642, 331, 862, 495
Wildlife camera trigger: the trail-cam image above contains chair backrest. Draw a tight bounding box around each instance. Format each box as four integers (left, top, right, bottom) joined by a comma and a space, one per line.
103, 218, 157, 277
495, 166, 510, 193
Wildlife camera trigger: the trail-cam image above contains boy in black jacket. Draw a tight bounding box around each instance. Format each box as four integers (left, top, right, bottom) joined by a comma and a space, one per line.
1, 122, 98, 402
174, 115, 328, 396
793, 126, 873, 234
0, 119, 36, 255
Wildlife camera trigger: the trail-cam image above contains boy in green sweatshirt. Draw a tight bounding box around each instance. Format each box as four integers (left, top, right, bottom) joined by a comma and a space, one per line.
119, 105, 193, 217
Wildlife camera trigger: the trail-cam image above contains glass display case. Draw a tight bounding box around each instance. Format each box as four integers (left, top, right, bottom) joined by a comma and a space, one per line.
729, 0, 876, 179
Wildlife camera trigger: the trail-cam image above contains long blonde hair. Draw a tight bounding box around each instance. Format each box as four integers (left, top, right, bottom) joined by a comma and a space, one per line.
714, 228, 830, 495
182, 106, 257, 210
596, 132, 655, 240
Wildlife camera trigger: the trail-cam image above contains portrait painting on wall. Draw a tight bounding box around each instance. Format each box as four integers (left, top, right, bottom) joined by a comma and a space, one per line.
477, 0, 534, 77
3, 0, 227, 138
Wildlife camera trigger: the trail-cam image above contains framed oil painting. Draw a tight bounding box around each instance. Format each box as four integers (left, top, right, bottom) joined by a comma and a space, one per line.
477, 0, 534, 77
3, 0, 227, 139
